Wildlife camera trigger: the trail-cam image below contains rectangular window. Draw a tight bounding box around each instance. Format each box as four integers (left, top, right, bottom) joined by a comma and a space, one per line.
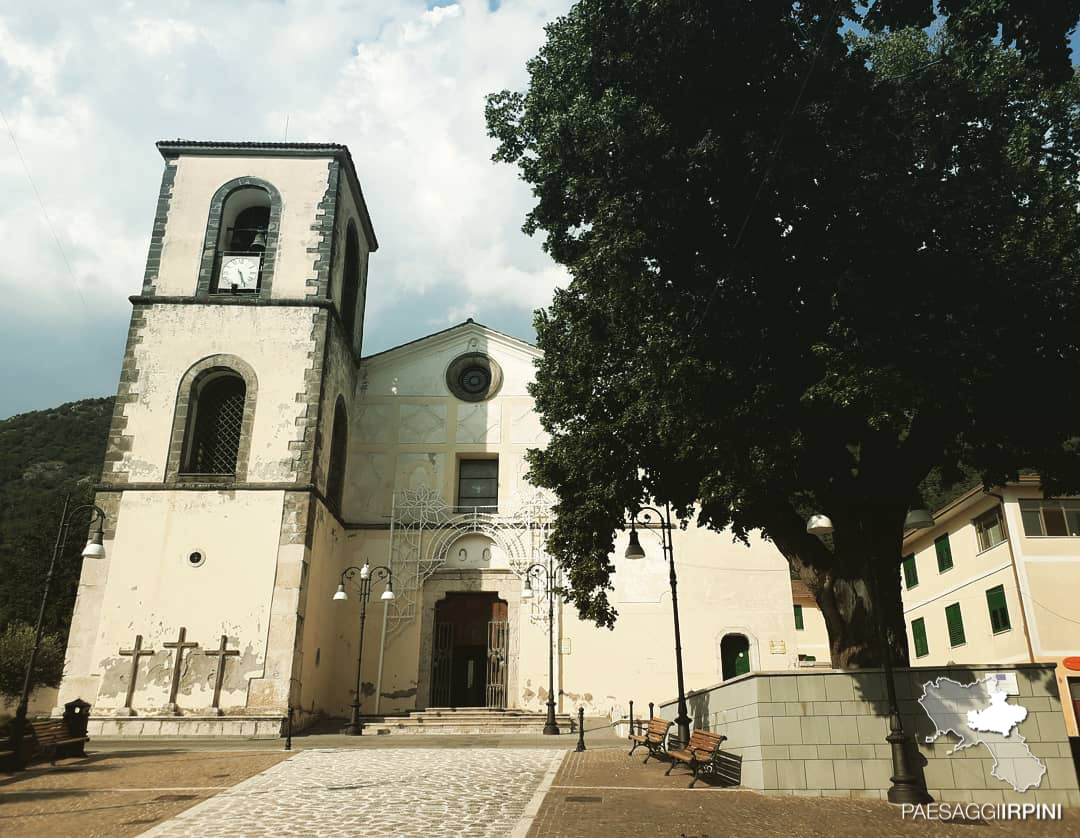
935, 534, 953, 573
985, 585, 1011, 634
911, 617, 929, 658
902, 554, 919, 589
1044, 506, 1068, 536
1019, 498, 1080, 537
945, 603, 966, 647
974, 507, 1006, 552
794, 604, 804, 630
457, 459, 498, 510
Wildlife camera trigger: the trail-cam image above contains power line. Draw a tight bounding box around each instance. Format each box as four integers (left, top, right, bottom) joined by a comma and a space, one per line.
0, 107, 85, 307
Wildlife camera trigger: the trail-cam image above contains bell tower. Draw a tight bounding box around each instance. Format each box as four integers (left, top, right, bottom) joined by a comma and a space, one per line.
57, 141, 377, 734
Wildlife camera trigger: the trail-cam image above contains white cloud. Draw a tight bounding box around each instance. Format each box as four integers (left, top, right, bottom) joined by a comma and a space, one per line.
0, 0, 571, 416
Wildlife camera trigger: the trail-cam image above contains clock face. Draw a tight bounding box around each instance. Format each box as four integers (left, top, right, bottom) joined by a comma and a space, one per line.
219, 255, 261, 291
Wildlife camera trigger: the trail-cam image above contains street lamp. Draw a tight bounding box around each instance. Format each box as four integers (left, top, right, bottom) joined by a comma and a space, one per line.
333, 562, 394, 736
806, 509, 933, 804
624, 503, 691, 748
521, 558, 561, 735
11, 497, 107, 770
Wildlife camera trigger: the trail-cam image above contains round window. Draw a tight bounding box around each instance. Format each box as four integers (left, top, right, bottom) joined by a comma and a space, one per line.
445, 353, 502, 402
459, 366, 491, 396
187, 550, 206, 568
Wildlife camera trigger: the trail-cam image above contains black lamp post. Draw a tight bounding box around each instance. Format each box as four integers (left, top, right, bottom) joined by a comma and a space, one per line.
11, 497, 107, 770
522, 559, 560, 735
625, 504, 691, 748
806, 511, 932, 805
333, 562, 394, 736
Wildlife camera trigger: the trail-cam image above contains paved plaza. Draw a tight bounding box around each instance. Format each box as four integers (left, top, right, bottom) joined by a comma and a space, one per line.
2, 741, 1079, 836
145, 747, 564, 837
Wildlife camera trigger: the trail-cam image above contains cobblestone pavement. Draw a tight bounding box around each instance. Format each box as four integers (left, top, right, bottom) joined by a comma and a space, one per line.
0, 749, 289, 837
144, 747, 566, 837
528, 748, 1080, 838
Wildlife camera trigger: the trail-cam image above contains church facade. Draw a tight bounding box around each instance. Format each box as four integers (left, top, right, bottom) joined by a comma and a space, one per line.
56, 141, 802, 736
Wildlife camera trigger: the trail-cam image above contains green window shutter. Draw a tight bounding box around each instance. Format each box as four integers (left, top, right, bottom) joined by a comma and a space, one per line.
945, 603, 966, 647
794, 604, 804, 630
985, 585, 1011, 633
902, 555, 918, 589
911, 618, 929, 658
935, 535, 953, 572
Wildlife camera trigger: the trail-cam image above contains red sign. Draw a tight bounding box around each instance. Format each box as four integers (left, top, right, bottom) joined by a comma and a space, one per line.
1063, 656, 1080, 671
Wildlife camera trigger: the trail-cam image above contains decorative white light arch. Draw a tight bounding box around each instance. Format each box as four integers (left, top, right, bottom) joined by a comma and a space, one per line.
383, 486, 559, 639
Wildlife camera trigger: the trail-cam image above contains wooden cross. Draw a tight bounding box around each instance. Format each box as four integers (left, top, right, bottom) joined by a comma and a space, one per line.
118, 634, 155, 715
163, 627, 199, 714
203, 635, 240, 714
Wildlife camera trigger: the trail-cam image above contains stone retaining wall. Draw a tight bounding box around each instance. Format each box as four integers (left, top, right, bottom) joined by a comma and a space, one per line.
657, 664, 1079, 805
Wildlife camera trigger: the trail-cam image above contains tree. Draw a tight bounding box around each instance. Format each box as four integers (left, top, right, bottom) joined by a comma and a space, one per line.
0, 622, 66, 703
486, 1, 1080, 667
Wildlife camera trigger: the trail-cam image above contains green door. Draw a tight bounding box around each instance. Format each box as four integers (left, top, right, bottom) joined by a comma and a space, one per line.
721, 634, 751, 680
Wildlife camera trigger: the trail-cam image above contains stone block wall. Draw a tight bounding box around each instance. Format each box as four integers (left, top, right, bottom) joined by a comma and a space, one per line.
657, 664, 1079, 806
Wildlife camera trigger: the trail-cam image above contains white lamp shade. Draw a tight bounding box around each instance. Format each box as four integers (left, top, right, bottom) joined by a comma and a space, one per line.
380, 589, 395, 601
81, 540, 106, 560
521, 584, 533, 599
333, 585, 347, 601
806, 514, 834, 535
904, 509, 935, 530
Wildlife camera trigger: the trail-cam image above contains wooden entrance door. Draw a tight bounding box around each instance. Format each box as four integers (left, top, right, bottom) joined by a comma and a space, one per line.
431, 593, 508, 708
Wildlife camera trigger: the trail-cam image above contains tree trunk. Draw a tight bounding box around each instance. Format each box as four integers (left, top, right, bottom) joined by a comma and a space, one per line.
772, 503, 910, 669
805, 554, 909, 670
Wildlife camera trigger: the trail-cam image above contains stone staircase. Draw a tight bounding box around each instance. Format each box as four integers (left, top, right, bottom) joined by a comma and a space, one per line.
362, 707, 577, 735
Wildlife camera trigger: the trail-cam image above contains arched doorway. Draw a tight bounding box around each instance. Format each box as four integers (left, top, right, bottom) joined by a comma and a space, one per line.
431, 593, 508, 708
721, 634, 751, 680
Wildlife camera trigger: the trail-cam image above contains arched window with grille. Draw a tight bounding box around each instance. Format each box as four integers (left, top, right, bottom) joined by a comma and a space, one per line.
182, 372, 247, 476
325, 397, 348, 512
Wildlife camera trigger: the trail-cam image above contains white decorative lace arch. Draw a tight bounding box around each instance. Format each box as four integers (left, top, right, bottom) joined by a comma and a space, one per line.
382, 486, 560, 639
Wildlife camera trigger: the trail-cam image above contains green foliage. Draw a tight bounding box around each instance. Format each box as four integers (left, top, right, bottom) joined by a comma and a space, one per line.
487, 1, 1079, 664
0, 398, 113, 639
0, 622, 67, 701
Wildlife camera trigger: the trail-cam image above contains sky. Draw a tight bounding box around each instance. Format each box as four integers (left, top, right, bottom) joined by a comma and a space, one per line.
0, 0, 573, 418
1, 4, 1077, 419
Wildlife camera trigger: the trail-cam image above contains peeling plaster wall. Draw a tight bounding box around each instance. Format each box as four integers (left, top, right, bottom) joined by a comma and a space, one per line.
296, 500, 348, 719
154, 154, 333, 299
347, 530, 423, 716
105, 304, 318, 483
553, 527, 799, 719
67, 490, 284, 715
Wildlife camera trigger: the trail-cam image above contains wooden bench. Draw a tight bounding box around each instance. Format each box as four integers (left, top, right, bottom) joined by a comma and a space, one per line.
664, 729, 727, 787
628, 717, 673, 763
12, 718, 90, 767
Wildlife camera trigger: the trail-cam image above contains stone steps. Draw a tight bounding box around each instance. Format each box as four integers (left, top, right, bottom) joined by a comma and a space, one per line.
362, 707, 576, 735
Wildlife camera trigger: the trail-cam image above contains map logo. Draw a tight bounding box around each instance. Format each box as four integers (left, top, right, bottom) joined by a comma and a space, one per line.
919, 675, 1045, 792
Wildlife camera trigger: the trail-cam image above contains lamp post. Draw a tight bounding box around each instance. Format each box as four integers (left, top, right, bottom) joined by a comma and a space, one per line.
521, 559, 560, 735
806, 510, 933, 805
624, 504, 691, 748
333, 562, 394, 736
11, 497, 107, 770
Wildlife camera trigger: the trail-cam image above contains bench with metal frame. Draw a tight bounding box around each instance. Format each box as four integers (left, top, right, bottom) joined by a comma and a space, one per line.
1, 700, 91, 768
628, 717, 673, 763
664, 729, 728, 787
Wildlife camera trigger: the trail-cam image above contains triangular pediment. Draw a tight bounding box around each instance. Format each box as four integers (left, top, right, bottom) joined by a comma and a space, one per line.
358, 320, 539, 399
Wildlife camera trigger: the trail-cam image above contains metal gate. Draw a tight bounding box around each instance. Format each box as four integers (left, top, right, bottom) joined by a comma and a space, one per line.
485, 621, 508, 709
431, 622, 453, 707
